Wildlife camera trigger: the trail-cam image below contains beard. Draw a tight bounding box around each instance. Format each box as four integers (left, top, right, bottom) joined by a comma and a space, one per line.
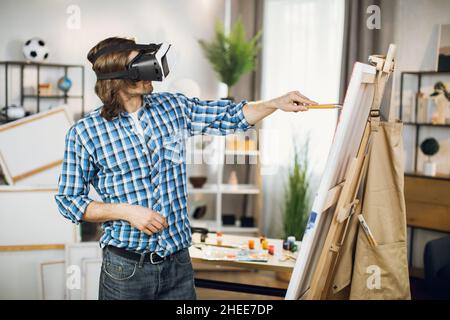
126, 80, 153, 96
141, 81, 153, 94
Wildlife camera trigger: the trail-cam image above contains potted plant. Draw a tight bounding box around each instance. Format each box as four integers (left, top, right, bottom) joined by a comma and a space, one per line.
430, 81, 450, 124
420, 138, 440, 176
283, 145, 310, 241
198, 17, 262, 100
277, 143, 310, 282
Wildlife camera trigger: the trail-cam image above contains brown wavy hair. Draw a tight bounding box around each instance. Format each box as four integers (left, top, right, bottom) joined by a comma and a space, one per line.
87, 37, 138, 121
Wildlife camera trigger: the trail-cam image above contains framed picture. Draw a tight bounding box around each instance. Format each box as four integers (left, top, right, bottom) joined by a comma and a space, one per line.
39, 260, 65, 300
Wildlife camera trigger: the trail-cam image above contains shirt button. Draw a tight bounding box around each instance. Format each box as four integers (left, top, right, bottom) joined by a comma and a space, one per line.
142, 149, 148, 154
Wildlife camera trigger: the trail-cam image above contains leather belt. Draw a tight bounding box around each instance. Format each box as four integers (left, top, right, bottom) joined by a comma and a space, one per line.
105, 245, 168, 265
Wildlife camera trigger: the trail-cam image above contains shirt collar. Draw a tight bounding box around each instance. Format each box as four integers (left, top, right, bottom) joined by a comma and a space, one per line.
119, 104, 145, 119
112, 94, 151, 121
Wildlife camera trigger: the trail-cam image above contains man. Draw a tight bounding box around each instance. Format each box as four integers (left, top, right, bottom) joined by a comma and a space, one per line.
55, 37, 315, 300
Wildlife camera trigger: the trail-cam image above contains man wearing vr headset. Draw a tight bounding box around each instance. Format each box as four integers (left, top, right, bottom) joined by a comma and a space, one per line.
55, 37, 315, 300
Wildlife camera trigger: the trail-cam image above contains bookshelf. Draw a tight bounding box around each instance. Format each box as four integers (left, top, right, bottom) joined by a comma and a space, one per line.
186, 134, 262, 235
0, 60, 85, 123
399, 70, 450, 181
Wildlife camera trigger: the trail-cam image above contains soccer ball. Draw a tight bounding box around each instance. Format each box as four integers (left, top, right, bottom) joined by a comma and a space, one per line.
23, 38, 49, 62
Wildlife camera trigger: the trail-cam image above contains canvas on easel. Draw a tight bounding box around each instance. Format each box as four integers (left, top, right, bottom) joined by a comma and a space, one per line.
285, 61, 377, 299
286, 45, 407, 300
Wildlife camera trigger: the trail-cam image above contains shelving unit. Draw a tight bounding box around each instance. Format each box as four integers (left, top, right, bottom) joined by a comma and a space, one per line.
399, 70, 450, 181
186, 135, 262, 235
399, 70, 450, 270
0, 60, 85, 123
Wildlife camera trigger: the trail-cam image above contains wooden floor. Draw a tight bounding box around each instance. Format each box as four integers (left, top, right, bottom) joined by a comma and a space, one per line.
194, 269, 290, 300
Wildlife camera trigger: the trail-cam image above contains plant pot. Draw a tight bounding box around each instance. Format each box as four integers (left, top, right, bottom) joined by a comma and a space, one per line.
222, 214, 236, 226
189, 176, 207, 188
240, 216, 254, 228
423, 161, 437, 176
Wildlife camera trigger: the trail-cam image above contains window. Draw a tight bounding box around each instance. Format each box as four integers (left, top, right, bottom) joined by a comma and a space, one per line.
261, 0, 345, 235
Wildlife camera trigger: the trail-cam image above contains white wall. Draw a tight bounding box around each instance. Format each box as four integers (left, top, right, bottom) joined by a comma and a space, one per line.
0, 0, 226, 118
390, 0, 450, 270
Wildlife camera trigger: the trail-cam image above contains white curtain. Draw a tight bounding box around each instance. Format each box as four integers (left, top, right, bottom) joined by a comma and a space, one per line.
261, 0, 345, 237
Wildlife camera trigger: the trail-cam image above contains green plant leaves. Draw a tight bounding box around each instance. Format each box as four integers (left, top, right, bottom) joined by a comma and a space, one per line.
283, 143, 310, 241
198, 17, 262, 88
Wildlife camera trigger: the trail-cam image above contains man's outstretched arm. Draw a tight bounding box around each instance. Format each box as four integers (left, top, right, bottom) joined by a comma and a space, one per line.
242, 91, 316, 125
178, 90, 316, 136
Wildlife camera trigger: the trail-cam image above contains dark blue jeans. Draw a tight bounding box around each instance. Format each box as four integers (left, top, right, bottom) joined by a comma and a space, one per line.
99, 247, 196, 300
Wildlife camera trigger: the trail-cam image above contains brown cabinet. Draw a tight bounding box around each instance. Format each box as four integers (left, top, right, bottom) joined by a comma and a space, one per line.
405, 175, 450, 233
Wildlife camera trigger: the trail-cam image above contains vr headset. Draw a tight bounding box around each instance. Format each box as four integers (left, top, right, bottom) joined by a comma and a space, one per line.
88, 42, 171, 81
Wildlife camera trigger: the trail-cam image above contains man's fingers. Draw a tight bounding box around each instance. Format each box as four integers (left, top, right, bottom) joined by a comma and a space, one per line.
147, 224, 159, 233
293, 91, 317, 105
151, 211, 169, 228
141, 227, 154, 237
152, 212, 167, 226
295, 90, 316, 104
290, 103, 308, 112
289, 96, 310, 110
150, 220, 165, 231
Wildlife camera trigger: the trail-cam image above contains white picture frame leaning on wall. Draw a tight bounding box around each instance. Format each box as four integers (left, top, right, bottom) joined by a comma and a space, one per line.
39, 260, 66, 300
0, 106, 73, 186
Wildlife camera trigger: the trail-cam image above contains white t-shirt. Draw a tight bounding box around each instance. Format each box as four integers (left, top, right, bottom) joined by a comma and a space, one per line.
129, 108, 145, 137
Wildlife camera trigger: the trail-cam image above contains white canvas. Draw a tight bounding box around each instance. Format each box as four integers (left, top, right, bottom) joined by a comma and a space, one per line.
0, 106, 72, 185
0, 186, 78, 245
286, 62, 377, 299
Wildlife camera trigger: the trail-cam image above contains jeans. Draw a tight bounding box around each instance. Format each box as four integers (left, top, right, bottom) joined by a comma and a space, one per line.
99, 246, 197, 300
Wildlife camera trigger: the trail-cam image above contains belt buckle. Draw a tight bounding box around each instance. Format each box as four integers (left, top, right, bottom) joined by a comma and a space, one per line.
150, 252, 164, 265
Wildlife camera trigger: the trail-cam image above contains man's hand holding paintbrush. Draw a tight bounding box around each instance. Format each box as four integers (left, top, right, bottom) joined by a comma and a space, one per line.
242, 90, 343, 124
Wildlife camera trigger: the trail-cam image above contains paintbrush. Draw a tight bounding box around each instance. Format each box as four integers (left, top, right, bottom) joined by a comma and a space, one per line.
307, 104, 343, 110
193, 242, 241, 249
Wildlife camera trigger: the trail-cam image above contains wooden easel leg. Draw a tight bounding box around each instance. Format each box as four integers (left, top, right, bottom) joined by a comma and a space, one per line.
306, 124, 372, 300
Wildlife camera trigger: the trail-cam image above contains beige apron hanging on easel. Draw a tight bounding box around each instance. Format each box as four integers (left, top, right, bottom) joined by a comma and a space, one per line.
330, 120, 411, 300
349, 120, 410, 299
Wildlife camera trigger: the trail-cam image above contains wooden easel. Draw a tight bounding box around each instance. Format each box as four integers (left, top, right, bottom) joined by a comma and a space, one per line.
304, 45, 396, 300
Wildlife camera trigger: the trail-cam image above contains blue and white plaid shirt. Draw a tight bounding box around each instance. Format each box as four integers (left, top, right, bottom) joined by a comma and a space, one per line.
55, 92, 251, 257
